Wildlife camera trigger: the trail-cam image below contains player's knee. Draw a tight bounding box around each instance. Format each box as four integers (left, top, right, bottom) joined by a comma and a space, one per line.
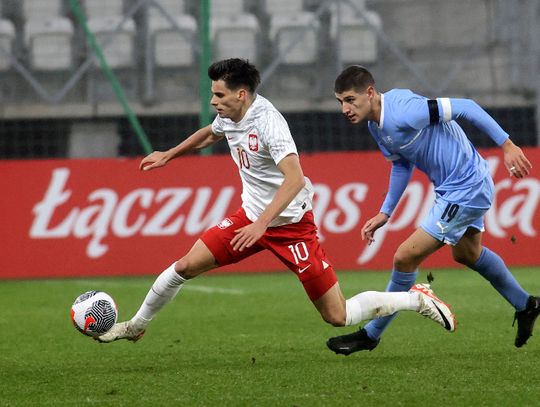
393, 251, 416, 271
452, 251, 476, 267
175, 255, 214, 279
174, 258, 194, 279
321, 310, 346, 327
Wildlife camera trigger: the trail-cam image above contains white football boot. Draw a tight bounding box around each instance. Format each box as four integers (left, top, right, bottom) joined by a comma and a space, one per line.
97, 321, 145, 343
409, 283, 456, 332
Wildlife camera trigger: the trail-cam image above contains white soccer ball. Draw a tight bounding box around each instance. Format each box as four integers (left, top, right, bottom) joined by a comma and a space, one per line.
71, 291, 118, 337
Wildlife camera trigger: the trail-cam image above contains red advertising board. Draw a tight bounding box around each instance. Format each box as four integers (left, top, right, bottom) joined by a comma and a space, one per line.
0, 149, 538, 279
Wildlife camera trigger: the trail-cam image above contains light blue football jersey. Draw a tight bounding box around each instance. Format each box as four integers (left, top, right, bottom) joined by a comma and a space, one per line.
368, 89, 507, 207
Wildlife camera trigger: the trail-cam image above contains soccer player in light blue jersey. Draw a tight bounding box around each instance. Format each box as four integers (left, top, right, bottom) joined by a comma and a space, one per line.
327, 65, 539, 355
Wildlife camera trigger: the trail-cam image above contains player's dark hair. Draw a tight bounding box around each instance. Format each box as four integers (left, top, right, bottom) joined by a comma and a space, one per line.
334, 65, 375, 93
208, 58, 261, 93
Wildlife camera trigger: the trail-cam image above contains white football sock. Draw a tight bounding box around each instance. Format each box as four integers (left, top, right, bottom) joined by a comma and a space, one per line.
345, 291, 420, 326
131, 263, 186, 328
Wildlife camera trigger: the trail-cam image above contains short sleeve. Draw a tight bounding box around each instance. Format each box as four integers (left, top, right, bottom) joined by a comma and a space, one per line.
261, 111, 298, 164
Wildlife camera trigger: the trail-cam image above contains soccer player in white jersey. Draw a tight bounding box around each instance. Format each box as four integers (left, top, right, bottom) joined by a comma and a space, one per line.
99, 59, 456, 347
327, 65, 539, 355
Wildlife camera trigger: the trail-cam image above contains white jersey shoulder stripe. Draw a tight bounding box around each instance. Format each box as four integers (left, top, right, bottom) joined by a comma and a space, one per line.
438, 97, 452, 122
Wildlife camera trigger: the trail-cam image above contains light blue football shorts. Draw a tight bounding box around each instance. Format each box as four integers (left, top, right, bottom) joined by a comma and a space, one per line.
420, 177, 494, 246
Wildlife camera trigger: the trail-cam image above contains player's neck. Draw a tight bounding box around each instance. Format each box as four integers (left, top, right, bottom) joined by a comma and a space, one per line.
232, 94, 256, 123
369, 92, 382, 124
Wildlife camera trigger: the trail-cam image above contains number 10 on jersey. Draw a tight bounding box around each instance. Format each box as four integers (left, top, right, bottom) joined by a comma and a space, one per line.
236, 147, 250, 169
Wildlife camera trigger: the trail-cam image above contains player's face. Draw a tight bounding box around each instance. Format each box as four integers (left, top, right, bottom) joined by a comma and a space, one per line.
335, 86, 377, 124
210, 80, 246, 123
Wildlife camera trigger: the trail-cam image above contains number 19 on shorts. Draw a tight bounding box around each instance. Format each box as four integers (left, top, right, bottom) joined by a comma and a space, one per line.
441, 203, 459, 222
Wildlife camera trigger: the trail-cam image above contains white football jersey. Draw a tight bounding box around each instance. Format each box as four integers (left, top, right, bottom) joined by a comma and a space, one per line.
211, 94, 313, 227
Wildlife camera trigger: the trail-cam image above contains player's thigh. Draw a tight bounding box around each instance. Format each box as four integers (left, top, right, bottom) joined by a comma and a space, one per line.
264, 211, 337, 301
199, 208, 263, 266
270, 238, 338, 302
312, 282, 347, 326
452, 227, 484, 266
394, 228, 444, 271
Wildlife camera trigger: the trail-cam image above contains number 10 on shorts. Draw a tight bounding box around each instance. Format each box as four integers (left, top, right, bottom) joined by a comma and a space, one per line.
288, 242, 309, 264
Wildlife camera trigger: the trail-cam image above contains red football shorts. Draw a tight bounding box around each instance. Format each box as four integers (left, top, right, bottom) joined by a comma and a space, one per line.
200, 208, 337, 301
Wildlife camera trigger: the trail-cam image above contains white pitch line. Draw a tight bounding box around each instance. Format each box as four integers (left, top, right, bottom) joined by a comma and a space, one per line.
59, 279, 245, 295
183, 285, 245, 295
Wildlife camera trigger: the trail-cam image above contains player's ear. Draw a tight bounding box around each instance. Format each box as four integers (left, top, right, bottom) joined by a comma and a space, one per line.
238, 89, 247, 100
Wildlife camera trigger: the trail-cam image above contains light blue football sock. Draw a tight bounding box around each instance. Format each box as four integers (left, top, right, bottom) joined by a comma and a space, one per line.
364, 269, 418, 340
472, 247, 529, 311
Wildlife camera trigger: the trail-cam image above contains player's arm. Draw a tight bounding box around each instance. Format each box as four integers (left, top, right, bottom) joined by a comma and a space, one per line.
435, 98, 532, 177
257, 153, 306, 227
231, 153, 306, 251
361, 159, 413, 244
139, 125, 223, 171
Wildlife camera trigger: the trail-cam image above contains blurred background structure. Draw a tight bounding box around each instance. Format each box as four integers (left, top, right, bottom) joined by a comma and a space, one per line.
0, 0, 538, 159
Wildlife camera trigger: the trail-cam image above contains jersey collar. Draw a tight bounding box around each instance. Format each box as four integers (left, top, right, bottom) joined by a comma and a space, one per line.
377, 93, 385, 130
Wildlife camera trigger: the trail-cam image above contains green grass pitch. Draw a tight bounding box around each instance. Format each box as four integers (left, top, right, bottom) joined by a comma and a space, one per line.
1, 268, 539, 406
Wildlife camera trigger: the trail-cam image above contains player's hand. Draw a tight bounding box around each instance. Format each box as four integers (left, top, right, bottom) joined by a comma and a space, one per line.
139, 151, 170, 171
361, 212, 389, 245
502, 139, 532, 179
231, 221, 267, 252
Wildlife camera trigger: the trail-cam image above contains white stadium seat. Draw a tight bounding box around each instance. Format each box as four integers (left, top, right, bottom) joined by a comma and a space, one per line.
84, 0, 124, 19
22, 0, 62, 21
263, 0, 303, 15
149, 13, 197, 67
212, 14, 260, 62
0, 19, 15, 71
25, 17, 74, 71
330, 9, 382, 63
211, 0, 244, 17
269, 12, 319, 64
87, 16, 136, 68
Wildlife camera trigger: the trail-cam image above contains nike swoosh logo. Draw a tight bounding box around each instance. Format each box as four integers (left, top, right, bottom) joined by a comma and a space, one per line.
432, 300, 452, 331
298, 265, 311, 273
